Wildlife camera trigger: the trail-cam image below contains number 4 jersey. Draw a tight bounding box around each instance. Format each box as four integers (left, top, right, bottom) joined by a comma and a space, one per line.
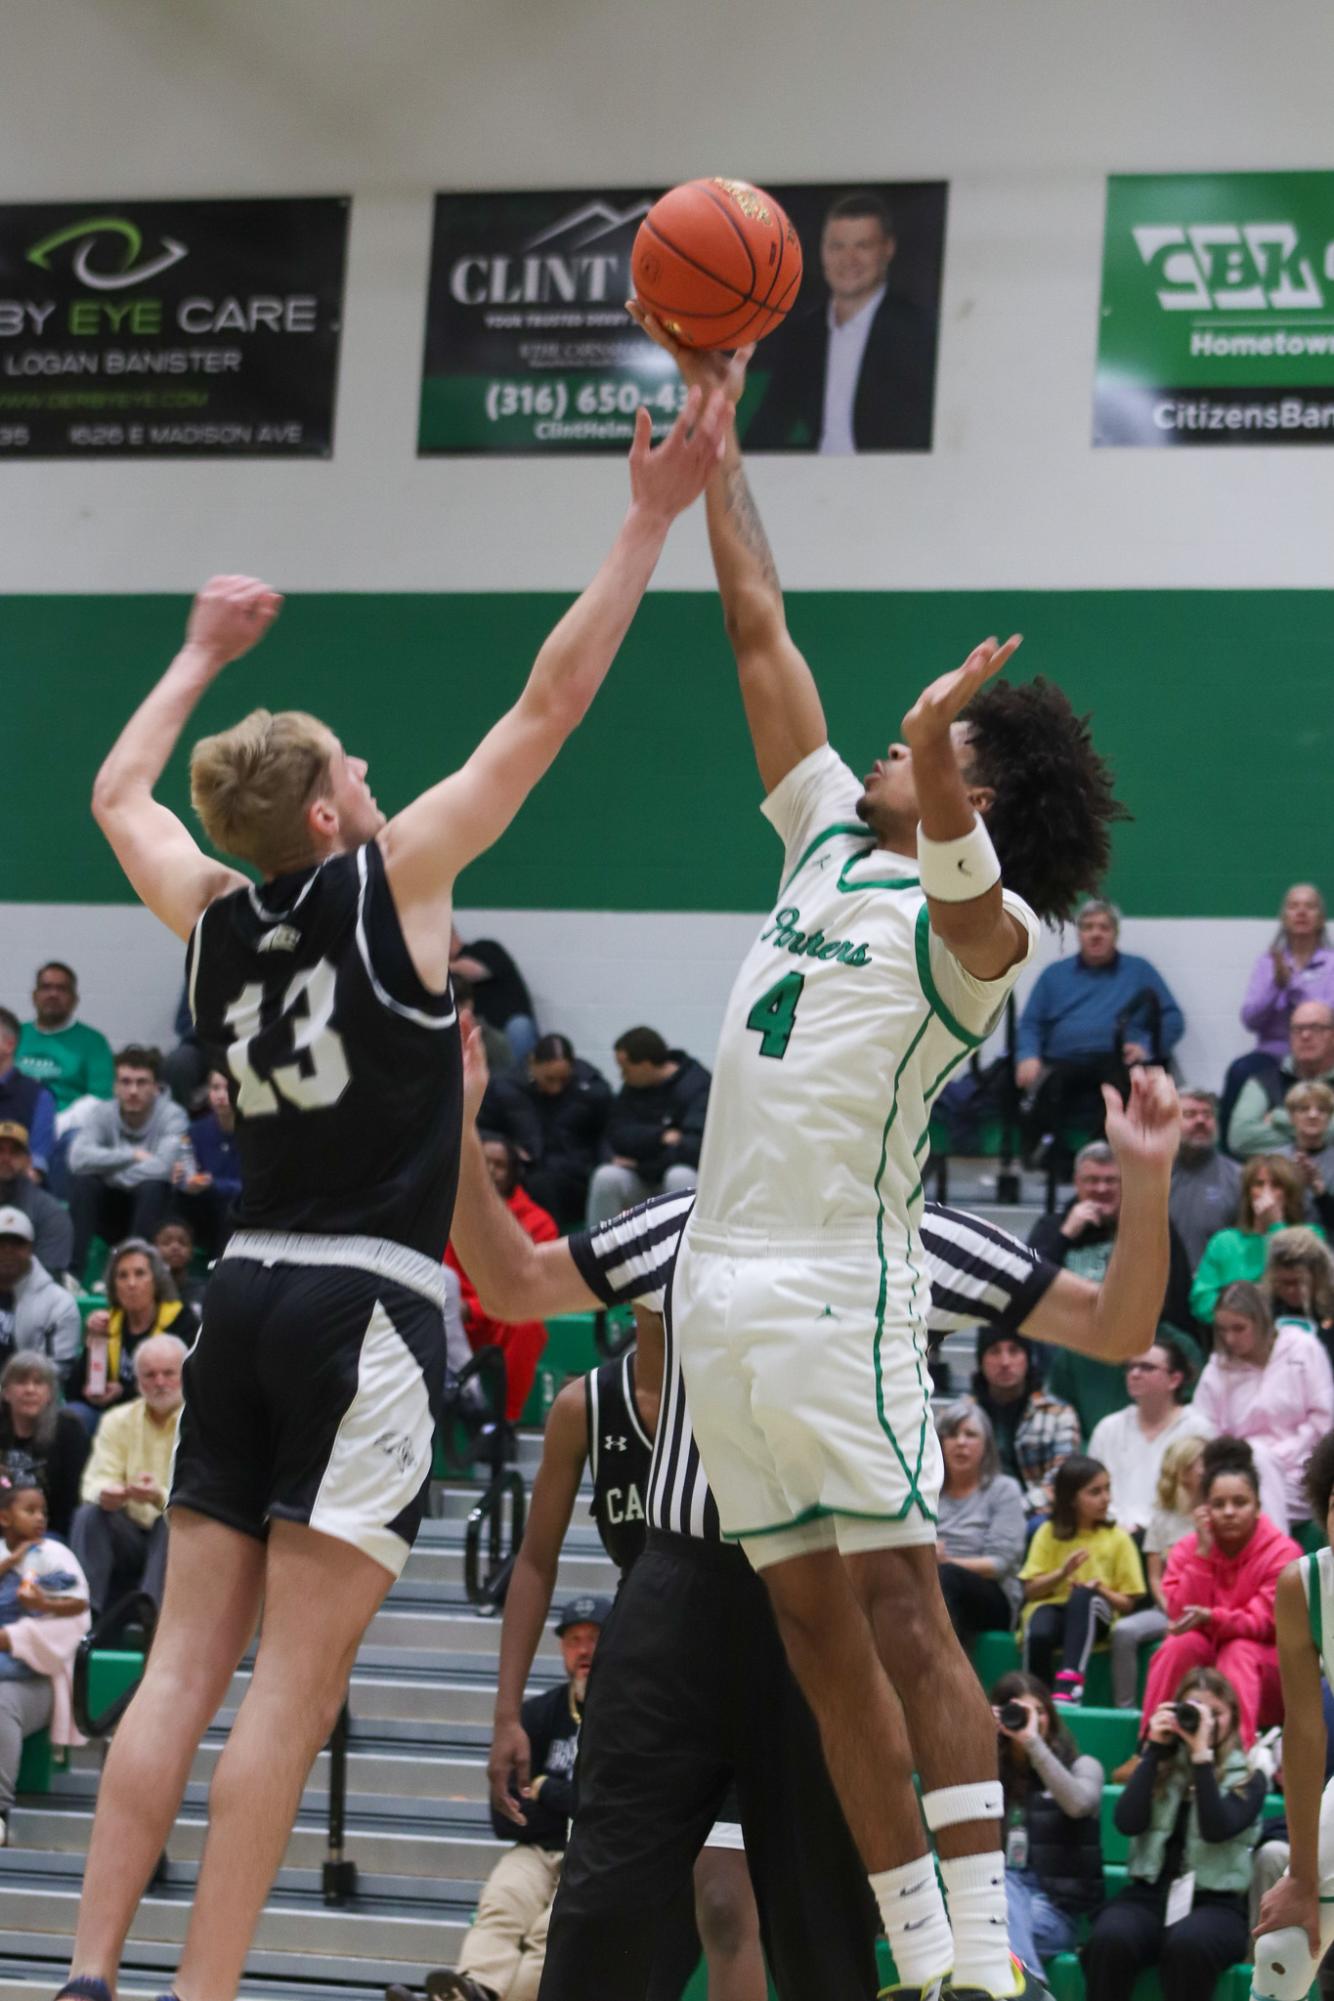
691, 743, 1039, 1255
186, 841, 462, 1260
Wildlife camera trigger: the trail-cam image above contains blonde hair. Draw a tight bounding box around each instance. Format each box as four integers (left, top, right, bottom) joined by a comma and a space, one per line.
1264, 1224, 1334, 1322
1155, 1434, 1205, 1515
190, 709, 337, 873
1286, 1079, 1334, 1118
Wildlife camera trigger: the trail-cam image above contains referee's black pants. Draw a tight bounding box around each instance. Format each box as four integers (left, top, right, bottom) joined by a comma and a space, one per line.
538, 1530, 878, 2001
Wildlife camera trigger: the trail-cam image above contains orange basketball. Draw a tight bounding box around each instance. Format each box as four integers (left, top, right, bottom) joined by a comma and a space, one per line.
632, 178, 803, 351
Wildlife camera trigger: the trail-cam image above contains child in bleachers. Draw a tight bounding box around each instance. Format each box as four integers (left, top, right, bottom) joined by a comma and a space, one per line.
0, 1472, 90, 1842
1019, 1454, 1145, 1703
1109, 1433, 1205, 1707
991, 1669, 1104, 1978
1085, 1665, 1264, 2001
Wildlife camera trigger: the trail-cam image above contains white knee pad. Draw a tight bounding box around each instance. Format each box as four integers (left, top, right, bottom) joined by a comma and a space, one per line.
1252, 1926, 1317, 2000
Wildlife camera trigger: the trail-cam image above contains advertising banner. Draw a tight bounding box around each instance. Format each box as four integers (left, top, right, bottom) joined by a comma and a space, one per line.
419, 181, 947, 455
1096, 172, 1334, 445
0, 197, 349, 457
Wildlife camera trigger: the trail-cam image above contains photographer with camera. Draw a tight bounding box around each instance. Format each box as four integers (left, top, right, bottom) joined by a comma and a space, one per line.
989, 1671, 1104, 1979
1085, 1666, 1267, 2001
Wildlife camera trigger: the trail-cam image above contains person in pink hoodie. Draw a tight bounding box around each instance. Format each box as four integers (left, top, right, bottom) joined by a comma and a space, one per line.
1193, 1281, 1334, 1525
1140, 1439, 1300, 1743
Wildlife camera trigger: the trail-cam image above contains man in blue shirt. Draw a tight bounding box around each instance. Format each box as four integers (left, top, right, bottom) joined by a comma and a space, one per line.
1017, 900, 1184, 1161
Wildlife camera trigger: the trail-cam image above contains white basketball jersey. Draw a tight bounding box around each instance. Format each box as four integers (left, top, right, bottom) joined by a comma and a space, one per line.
1302, 1543, 1334, 1686
691, 745, 1039, 1255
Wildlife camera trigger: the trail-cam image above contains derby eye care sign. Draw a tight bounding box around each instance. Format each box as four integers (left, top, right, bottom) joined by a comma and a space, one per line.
0, 197, 349, 456
1096, 171, 1334, 445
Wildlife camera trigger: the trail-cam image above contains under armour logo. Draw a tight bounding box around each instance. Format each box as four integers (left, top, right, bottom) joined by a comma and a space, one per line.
374, 1430, 418, 1475
604, 1434, 628, 1452
258, 924, 301, 952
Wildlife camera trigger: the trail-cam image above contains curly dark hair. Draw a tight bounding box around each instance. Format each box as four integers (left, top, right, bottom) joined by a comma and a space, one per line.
961, 677, 1128, 925
1304, 1427, 1334, 1525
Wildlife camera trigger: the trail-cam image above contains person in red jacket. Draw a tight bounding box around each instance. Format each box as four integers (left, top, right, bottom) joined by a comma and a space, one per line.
448, 1138, 559, 1422
1140, 1437, 1301, 1743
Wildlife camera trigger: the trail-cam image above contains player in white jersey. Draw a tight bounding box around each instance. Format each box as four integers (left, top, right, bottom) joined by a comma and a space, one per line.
630, 305, 1130, 2001
1252, 1429, 1334, 1998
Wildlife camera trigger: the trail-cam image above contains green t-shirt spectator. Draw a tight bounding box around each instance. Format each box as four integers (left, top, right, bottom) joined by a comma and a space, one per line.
17, 1019, 115, 1114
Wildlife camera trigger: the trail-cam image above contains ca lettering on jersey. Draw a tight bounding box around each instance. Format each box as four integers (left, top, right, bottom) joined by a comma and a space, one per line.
603, 1484, 645, 1528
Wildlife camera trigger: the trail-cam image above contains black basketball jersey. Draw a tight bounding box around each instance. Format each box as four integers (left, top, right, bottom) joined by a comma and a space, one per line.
186, 841, 461, 1261
585, 1348, 654, 1575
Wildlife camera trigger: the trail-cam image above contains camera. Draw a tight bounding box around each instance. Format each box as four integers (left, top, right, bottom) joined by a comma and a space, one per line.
999, 1700, 1030, 1733
1175, 1699, 1204, 1735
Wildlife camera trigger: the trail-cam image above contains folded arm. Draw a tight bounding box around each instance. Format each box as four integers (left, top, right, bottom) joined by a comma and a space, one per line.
91, 578, 277, 940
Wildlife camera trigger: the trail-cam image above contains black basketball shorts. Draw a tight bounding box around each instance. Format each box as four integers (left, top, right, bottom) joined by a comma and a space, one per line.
171, 1230, 448, 1577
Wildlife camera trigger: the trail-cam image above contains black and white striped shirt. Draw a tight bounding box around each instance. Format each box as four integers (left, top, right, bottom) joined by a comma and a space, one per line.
568, 1195, 1057, 1543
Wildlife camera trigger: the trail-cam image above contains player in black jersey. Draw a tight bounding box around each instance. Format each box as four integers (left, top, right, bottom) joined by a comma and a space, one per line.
56, 389, 732, 2001
447, 1029, 1180, 2001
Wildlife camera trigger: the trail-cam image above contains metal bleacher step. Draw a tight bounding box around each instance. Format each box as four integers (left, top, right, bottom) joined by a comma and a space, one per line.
2, 1451, 585, 1995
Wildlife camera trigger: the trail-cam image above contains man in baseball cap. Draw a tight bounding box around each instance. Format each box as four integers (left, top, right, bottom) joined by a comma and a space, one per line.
0, 1125, 74, 1278
553, 1594, 612, 1637
0, 1200, 81, 1380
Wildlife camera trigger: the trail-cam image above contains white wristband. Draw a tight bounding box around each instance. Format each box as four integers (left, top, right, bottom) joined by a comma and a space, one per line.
916, 816, 1001, 902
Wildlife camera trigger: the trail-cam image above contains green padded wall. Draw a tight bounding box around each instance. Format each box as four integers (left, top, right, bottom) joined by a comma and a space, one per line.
5, 589, 1321, 915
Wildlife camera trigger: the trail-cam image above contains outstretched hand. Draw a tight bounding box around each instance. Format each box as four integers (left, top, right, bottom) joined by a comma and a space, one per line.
1101, 1068, 1180, 1176
628, 385, 732, 523
901, 635, 1022, 751
1255, 1870, 1322, 1956
185, 574, 283, 671
626, 299, 755, 407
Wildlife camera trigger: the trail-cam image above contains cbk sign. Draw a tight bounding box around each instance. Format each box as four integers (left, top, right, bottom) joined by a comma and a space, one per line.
1095, 171, 1334, 445
0, 197, 348, 456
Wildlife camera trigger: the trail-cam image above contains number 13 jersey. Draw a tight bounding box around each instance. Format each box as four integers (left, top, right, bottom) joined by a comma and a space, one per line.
691, 744, 1039, 1256
187, 840, 462, 1260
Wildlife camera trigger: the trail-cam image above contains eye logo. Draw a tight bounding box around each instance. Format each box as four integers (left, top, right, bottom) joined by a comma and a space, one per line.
26, 216, 188, 291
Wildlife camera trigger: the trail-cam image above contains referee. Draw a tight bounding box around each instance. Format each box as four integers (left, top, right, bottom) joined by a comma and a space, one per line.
450, 1029, 1178, 1999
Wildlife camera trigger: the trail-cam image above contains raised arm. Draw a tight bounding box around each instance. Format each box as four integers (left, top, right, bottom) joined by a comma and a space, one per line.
378, 390, 730, 940
91, 578, 279, 939
627, 305, 826, 793
1020, 1069, 1179, 1362
901, 637, 1029, 980
450, 1022, 601, 1321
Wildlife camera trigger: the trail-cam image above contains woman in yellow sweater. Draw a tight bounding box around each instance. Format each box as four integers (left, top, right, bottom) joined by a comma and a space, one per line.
1021, 1454, 1145, 1703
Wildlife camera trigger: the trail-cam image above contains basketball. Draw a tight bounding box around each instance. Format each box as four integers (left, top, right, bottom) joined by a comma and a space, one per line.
631, 178, 803, 351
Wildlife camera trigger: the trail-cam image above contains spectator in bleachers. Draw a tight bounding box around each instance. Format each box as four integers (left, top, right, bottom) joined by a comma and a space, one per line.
1110, 1434, 1207, 1708
1283, 1078, 1334, 1228
454, 974, 514, 1083
15, 962, 114, 1139
419, 1595, 609, 2001
1262, 1223, 1334, 1361
484, 1035, 610, 1231
991, 1670, 1104, 1978
1193, 1282, 1334, 1530
161, 978, 209, 1113
1086, 1337, 1208, 1537
66, 1044, 187, 1279
934, 1402, 1026, 1650
0, 1471, 90, 1846
153, 1219, 205, 1313
585, 1028, 710, 1230
69, 1333, 185, 1613
1084, 1664, 1265, 2001
0, 1009, 55, 1182
68, 1238, 197, 1436
172, 1067, 240, 1256
1031, 1141, 1197, 1434
451, 926, 539, 1070
1241, 883, 1334, 1059
0, 1355, 88, 1541
1169, 1088, 1241, 1271
1015, 899, 1184, 1147
447, 1142, 558, 1423
1020, 1454, 1146, 1703
1190, 1156, 1314, 1325
971, 1329, 1080, 1519
1140, 1439, 1300, 1743
0, 1124, 72, 1278
1229, 1001, 1334, 1159
0, 1209, 81, 1389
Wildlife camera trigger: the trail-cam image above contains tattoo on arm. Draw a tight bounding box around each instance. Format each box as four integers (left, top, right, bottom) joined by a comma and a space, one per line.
723, 461, 781, 595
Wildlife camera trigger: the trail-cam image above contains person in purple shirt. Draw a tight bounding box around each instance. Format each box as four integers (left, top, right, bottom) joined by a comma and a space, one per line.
1240, 882, 1334, 1059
